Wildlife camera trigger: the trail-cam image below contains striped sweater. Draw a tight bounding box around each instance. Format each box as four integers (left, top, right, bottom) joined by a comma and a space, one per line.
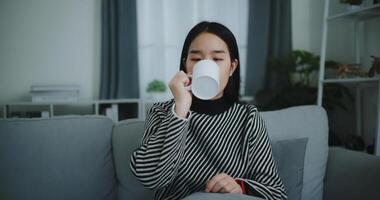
130, 99, 287, 200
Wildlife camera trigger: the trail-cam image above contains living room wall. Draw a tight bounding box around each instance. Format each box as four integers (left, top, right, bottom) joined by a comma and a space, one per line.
0, 0, 101, 102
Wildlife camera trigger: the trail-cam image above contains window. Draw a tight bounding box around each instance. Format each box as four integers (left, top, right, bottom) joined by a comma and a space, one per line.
137, 0, 248, 99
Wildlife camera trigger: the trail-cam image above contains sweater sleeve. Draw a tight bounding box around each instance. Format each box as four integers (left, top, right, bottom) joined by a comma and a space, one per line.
236, 106, 287, 200
130, 102, 190, 190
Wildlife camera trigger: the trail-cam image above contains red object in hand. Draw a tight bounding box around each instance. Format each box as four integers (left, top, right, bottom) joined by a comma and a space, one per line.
235, 179, 246, 194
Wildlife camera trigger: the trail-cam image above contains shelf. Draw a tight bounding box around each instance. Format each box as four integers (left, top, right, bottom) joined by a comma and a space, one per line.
320, 0, 380, 156
118, 103, 139, 120
98, 102, 139, 121
4, 101, 93, 106
6, 104, 51, 118
328, 4, 380, 21
0, 99, 143, 121
53, 104, 95, 116
322, 77, 380, 83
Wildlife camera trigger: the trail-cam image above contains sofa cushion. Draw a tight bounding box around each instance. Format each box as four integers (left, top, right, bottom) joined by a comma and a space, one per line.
272, 138, 308, 200
324, 147, 380, 200
261, 106, 328, 200
183, 192, 264, 200
112, 119, 154, 200
0, 116, 116, 200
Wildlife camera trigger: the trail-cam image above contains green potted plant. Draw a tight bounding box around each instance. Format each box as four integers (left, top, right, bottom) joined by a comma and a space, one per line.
290, 50, 320, 87
268, 50, 319, 87
260, 50, 354, 112
146, 79, 167, 101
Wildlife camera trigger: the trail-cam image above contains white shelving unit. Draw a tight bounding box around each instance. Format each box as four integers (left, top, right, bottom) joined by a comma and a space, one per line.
0, 99, 142, 122
0, 96, 258, 122
317, 0, 380, 155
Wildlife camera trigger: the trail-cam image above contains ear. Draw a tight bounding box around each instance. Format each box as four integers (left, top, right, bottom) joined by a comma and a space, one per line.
229, 59, 238, 76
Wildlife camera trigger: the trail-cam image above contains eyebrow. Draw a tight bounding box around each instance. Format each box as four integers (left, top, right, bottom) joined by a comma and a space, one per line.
189, 50, 226, 54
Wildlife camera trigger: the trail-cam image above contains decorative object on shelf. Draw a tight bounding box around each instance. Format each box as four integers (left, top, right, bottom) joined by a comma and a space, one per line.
146, 79, 167, 102
343, 134, 365, 151
105, 104, 119, 122
336, 63, 368, 78
368, 56, 380, 77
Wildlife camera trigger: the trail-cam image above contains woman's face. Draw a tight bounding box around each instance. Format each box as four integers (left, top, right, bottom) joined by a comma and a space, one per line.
185, 32, 238, 100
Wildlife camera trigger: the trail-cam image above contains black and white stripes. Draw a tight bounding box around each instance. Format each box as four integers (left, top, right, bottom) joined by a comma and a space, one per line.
130, 100, 287, 200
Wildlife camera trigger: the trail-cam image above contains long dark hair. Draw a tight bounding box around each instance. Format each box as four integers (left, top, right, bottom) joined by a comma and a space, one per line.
179, 21, 241, 103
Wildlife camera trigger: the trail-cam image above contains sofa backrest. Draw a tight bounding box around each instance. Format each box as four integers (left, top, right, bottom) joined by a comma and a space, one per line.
261, 105, 329, 200
0, 116, 116, 200
112, 119, 154, 200
113, 105, 328, 200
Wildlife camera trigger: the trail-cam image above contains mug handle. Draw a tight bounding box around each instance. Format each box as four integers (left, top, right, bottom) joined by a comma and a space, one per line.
184, 74, 192, 91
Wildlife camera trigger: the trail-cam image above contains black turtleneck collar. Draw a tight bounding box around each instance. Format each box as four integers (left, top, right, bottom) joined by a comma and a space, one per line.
190, 95, 234, 115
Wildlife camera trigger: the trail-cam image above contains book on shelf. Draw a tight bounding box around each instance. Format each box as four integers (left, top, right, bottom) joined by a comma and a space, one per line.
105, 104, 119, 122
41, 111, 50, 118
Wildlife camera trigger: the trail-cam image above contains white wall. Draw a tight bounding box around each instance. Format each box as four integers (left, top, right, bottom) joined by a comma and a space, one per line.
0, 0, 101, 102
292, 0, 314, 52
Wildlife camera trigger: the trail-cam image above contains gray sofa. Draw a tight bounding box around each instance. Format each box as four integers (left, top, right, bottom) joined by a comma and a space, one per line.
1, 105, 379, 200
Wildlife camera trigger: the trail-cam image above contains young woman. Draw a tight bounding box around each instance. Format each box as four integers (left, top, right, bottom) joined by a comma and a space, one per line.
130, 21, 287, 200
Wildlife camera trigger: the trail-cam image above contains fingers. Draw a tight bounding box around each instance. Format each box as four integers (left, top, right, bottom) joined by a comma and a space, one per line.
205, 173, 242, 194
170, 71, 190, 88
209, 177, 228, 192
178, 71, 191, 86
169, 70, 193, 117
205, 173, 226, 192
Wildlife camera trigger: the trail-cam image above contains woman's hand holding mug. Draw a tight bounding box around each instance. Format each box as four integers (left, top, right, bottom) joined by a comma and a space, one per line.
169, 59, 220, 118
169, 71, 192, 118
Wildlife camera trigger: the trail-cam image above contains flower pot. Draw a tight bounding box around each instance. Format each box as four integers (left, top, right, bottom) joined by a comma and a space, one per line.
289, 71, 318, 87
290, 72, 305, 85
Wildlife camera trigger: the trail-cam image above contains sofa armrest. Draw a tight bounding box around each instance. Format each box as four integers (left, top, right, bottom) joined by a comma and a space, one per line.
324, 147, 380, 200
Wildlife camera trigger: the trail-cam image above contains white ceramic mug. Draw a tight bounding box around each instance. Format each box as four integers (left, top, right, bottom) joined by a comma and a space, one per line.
185, 60, 220, 100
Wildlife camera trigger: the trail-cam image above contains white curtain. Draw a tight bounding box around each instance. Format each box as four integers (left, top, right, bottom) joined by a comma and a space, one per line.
137, 0, 248, 100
